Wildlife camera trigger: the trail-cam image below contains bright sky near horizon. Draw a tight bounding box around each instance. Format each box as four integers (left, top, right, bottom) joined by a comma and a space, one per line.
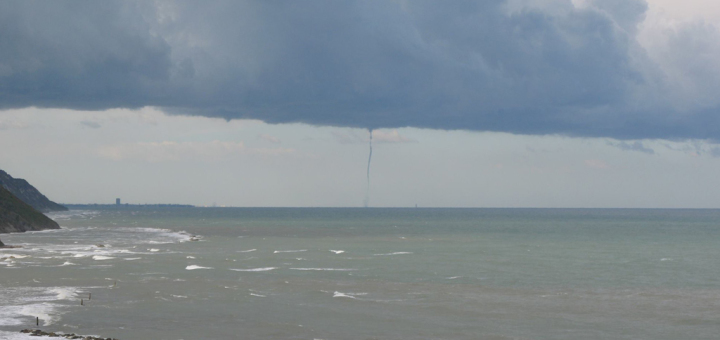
2, 0, 720, 208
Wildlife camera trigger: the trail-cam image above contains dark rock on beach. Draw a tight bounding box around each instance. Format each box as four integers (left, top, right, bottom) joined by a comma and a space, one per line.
0, 170, 67, 212
20, 329, 118, 340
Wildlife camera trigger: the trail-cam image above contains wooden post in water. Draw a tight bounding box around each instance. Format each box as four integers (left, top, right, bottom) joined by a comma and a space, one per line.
89, 293, 91, 300
36, 316, 39, 326
81, 298, 83, 306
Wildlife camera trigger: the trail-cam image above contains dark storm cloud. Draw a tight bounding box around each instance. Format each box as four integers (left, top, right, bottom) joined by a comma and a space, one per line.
609, 141, 654, 154
1, 0, 719, 139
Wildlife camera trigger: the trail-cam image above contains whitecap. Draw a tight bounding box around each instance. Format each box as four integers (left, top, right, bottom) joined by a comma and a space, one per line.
125, 257, 142, 261
187, 256, 196, 259
185, 265, 213, 270
0, 330, 51, 339
17, 303, 62, 326
229, 267, 276, 272
58, 261, 76, 266
238, 249, 257, 253
92, 256, 115, 261
290, 268, 357, 271
332, 291, 367, 299
329, 250, 345, 254
249, 293, 266, 297
149, 249, 160, 252
49, 288, 78, 300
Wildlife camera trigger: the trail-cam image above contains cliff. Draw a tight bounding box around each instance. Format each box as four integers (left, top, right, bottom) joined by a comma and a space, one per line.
0, 170, 67, 212
0, 186, 60, 234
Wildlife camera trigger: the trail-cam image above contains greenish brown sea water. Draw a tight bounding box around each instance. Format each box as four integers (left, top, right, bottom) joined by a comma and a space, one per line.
2, 208, 720, 339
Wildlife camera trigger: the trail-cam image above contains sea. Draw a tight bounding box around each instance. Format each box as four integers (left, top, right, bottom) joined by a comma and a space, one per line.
1, 208, 720, 340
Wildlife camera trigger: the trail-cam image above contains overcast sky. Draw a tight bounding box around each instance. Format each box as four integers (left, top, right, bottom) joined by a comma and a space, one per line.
2, 0, 720, 208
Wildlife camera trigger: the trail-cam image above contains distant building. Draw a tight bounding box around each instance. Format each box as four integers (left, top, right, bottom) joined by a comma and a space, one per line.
116, 198, 121, 205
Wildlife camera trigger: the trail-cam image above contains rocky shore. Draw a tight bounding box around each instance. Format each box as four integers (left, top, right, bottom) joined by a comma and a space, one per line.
20, 329, 118, 340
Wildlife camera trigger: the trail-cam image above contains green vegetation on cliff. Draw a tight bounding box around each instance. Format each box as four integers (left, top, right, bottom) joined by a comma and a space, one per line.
0, 186, 60, 233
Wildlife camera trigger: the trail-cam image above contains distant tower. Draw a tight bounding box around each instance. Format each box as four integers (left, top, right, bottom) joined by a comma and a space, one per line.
116, 198, 121, 205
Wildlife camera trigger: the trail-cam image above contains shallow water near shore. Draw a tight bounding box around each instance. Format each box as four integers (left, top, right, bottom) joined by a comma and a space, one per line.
2, 208, 720, 339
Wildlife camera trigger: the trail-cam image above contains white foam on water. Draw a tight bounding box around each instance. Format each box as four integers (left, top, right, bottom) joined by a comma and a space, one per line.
47, 210, 100, 221
249, 293, 266, 297
0, 287, 83, 328
124, 227, 195, 244
446, 276, 462, 280
186, 256, 196, 259
229, 267, 277, 272
238, 249, 257, 253
58, 261, 76, 266
373, 252, 413, 256
290, 268, 357, 271
332, 291, 367, 299
125, 257, 142, 261
92, 255, 115, 261
661, 258, 673, 261
0, 330, 48, 340
186, 265, 213, 270
274, 249, 307, 253
11, 304, 61, 326
149, 249, 160, 252
48, 288, 78, 301
330, 250, 345, 254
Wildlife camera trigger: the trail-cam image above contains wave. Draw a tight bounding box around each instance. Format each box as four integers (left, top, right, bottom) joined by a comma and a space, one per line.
332, 291, 367, 299
229, 267, 276, 272
373, 252, 413, 256
274, 250, 307, 253
290, 268, 357, 271
186, 265, 213, 270
0, 286, 83, 328
47, 210, 100, 221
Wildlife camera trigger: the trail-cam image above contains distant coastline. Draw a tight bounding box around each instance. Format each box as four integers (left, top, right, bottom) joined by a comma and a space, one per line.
64, 203, 196, 210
